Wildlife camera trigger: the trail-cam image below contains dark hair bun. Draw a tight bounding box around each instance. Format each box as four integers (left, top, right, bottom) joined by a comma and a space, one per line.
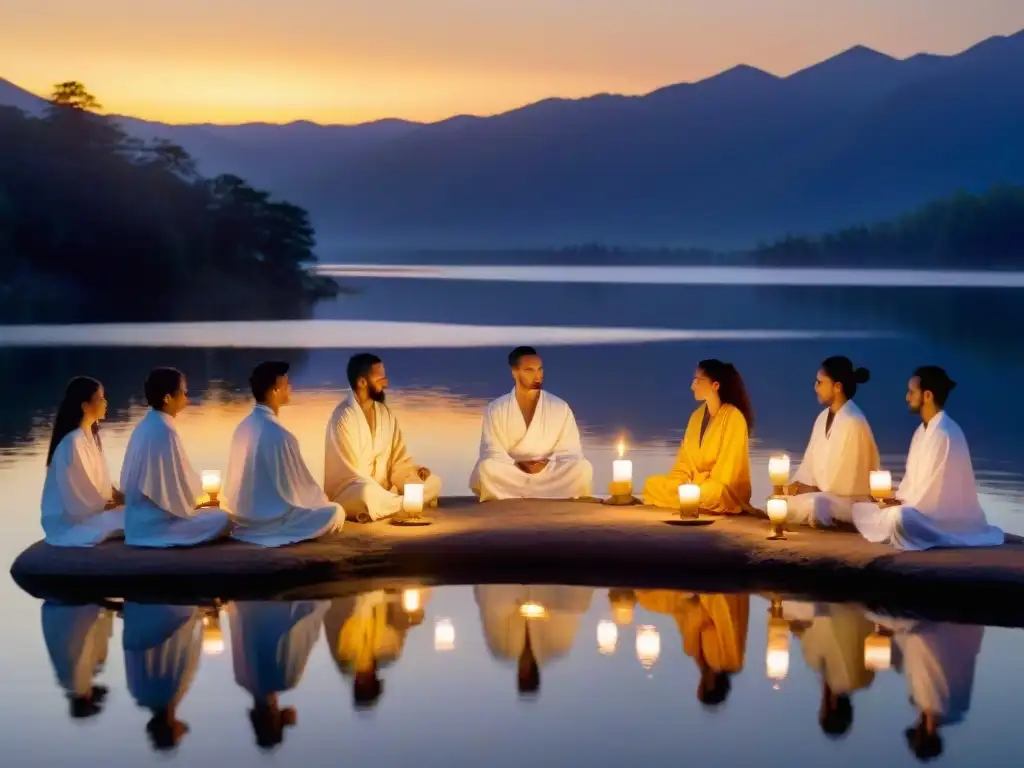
948, 379, 957, 390
854, 367, 870, 384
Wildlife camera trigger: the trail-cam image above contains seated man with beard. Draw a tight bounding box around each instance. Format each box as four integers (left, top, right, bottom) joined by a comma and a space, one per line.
325, 353, 442, 522
470, 347, 593, 502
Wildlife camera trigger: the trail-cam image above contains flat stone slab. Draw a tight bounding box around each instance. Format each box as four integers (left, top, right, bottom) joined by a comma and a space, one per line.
10, 498, 1024, 626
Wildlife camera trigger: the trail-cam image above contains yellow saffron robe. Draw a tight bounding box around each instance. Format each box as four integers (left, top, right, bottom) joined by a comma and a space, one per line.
636, 591, 749, 673
642, 403, 753, 514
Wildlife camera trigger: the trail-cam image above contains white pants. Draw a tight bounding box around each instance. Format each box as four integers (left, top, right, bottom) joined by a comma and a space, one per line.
787, 492, 854, 527
470, 458, 593, 502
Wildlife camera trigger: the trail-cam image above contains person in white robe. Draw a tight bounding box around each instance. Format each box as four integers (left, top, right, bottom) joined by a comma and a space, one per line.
224, 361, 345, 547
121, 368, 231, 548
471, 347, 592, 501
787, 357, 879, 527
325, 354, 442, 522
474, 585, 593, 695
122, 602, 205, 751
852, 366, 1004, 550
873, 616, 983, 760
227, 599, 329, 749
41, 602, 114, 718
41, 376, 125, 547
788, 601, 875, 737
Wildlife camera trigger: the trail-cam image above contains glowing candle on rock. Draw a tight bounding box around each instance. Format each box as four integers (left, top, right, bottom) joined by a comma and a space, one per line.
612, 439, 632, 488
768, 455, 790, 492
766, 497, 788, 539
635, 625, 660, 670
678, 483, 700, 518
201, 470, 221, 503
870, 471, 892, 503
403, 483, 424, 516
597, 620, 618, 655
434, 619, 455, 652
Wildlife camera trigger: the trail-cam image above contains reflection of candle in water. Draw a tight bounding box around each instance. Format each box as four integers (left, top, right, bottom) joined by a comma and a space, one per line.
403, 483, 424, 515
768, 455, 790, 488
611, 602, 634, 626
678, 483, 700, 516
635, 625, 660, 670
201, 470, 221, 499
597, 620, 618, 655
870, 471, 892, 501
202, 612, 224, 655
434, 619, 455, 652
864, 631, 892, 672
520, 601, 548, 620
766, 616, 790, 687
402, 589, 422, 613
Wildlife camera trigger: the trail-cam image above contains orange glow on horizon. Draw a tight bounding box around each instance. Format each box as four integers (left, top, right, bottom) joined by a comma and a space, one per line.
2, 1, 1021, 124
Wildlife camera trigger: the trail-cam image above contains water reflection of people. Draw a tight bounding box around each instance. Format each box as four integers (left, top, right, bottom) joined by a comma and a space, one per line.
323, 590, 420, 709
474, 585, 593, 697
122, 603, 204, 750
642, 360, 755, 514
41, 602, 114, 718
883, 619, 984, 761
635, 591, 748, 706
227, 600, 329, 749
787, 602, 876, 737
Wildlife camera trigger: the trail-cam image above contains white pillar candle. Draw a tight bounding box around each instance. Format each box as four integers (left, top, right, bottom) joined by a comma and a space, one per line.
434, 619, 455, 652
635, 625, 660, 670
678, 483, 700, 506
201, 470, 221, 496
870, 471, 892, 499
597, 620, 618, 655
766, 498, 788, 524
403, 483, 424, 515
768, 455, 790, 487
612, 459, 633, 484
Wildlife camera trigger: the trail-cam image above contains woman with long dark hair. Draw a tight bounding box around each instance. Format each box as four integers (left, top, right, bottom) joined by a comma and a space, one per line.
641, 359, 755, 514
787, 356, 880, 527
41, 376, 125, 546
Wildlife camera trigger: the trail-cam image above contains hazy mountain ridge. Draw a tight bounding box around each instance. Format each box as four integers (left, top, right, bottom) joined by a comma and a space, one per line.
3, 28, 1024, 250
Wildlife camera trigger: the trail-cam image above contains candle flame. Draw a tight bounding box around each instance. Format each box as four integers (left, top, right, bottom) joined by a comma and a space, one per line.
617, 439, 625, 458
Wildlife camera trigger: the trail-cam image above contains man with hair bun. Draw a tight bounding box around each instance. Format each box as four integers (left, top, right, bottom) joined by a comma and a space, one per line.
852, 366, 1004, 550
786, 356, 880, 528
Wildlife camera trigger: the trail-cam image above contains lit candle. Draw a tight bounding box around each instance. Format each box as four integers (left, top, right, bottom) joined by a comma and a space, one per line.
635, 625, 660, 670
864, 631, 892, 672
768, 455, 790, 491
520, 601, 548, 619
402, 588, 422, 613
597, 620, 618, 655
611, 439, 632, 498
403, 483, 425, 516
766, 616, 790, 687
434, 618, 456, 652
870, 471, 892, 502
201, 470, 221, 502
678, 483, 700, 518
766, 497, 788, 539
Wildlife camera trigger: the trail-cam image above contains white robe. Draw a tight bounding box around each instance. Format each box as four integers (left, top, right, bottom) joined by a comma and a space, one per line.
789, 401, 880, 527
324, 393, 442, 521
41, 602, 113, 697
852, 411, 1004, 551
227, 601, 329, 696
224, 405, 344, 547
122, 603, 203, 713
474, 585, 593, 666
120, 410, 230, 548
41, 429, 125, 547
470, 390, 593, 501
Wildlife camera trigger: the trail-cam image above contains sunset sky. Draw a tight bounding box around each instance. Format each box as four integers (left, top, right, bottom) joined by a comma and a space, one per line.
2, 0, 1022, 125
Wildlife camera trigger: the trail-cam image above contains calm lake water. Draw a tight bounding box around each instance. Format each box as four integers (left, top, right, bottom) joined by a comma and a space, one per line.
3, 265, 1024, 765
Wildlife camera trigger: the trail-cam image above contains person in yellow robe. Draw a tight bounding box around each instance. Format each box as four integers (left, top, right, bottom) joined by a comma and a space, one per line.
642, 359, 756, 514
636, 590, 749, 706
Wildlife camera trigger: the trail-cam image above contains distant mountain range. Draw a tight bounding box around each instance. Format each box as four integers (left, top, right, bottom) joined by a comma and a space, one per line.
4, 28, 1024, 251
